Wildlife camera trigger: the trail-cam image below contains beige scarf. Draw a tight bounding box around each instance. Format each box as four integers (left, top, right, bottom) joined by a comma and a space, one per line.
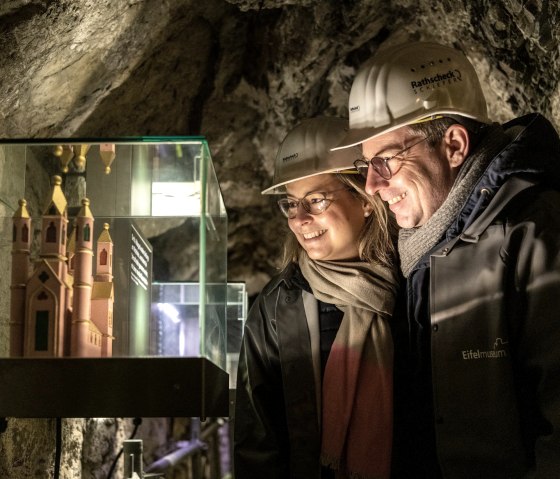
299, 252, 398, 479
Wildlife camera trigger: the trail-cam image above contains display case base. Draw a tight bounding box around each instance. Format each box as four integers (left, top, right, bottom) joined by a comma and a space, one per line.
0, 357, 228, 418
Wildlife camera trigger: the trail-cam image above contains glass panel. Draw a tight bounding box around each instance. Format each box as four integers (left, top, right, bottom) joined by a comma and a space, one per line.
150, 281, 242, 373
0, 139, 227, 368
226, 283, 248, 388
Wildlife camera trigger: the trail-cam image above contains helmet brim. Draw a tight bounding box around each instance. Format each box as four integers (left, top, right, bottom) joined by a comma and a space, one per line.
332, 126, 388, 150
332, 110, 490, 151
261, 167, 359, 195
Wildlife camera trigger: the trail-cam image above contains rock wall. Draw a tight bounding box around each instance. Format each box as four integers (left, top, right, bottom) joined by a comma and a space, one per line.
1, 0, 559, 294
0, 0, 559, 477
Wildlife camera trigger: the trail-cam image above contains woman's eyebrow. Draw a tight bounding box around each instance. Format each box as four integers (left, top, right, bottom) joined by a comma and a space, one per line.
286, 187, 330, 198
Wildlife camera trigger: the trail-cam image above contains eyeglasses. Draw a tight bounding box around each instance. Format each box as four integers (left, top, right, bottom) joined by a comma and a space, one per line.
353, 136, 430, 180
277, 187, 351, 219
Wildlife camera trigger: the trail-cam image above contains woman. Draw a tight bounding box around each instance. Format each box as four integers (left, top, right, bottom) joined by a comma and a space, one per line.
234, 117, 399, 479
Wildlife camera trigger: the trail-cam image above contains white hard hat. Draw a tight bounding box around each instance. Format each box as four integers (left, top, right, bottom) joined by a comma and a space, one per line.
262, 117, 360, 195
333, 41, 490, 150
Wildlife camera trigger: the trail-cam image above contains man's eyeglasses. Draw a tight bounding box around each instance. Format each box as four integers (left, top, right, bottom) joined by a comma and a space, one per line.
353, 136, 430, 180
277, 187, 350, 219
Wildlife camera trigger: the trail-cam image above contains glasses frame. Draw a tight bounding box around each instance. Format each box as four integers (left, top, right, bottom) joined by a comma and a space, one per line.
277, 186, 351, 219
354, 136, 430, 180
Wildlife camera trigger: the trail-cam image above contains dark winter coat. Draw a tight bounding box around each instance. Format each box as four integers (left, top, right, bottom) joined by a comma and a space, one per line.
233, 264, 324, 479
395, 113, 560, 478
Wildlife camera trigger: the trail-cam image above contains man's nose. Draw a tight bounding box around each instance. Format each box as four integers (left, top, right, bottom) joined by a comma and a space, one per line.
365, 166, 389, 195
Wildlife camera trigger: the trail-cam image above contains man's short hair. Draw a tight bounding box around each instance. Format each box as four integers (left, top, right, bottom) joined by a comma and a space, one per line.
407, 116, 488, 150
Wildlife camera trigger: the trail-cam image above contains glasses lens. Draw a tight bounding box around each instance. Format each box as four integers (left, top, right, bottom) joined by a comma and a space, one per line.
304, 193, 329, 215
370, 157, 392, 180
277, 198, 297, 218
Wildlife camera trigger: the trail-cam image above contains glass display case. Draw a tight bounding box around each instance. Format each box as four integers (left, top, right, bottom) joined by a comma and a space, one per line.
226, 282, 247, 388
150, 282, 246, 375
0, 138, 227, 364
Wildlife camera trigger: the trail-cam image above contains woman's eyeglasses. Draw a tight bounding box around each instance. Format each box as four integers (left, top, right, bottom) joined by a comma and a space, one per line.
353, 136, 429, 180
277, 187, 350, 219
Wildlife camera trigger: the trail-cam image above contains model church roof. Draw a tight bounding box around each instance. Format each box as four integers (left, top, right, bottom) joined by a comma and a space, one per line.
98, 223, 112, 242
43, 175, 67, 216
77, 198, 93, 219
14, 199, 30, 218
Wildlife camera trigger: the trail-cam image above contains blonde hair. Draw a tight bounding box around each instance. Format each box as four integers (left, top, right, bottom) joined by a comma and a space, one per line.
279, 172, 397, 269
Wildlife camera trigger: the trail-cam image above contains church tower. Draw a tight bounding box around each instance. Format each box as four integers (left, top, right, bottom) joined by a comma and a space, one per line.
40, 175, 68, 278
95, 223, 113, 282
23, 176, 71, 357
92, 223, 114, 356
9, 199, 32, 356
70, 198, 95, 356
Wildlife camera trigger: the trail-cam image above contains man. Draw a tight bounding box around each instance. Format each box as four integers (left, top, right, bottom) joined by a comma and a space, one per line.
334, 42, 560, 478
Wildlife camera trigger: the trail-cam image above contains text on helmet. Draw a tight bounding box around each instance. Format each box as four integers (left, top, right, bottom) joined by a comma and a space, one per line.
411, 69, 463, 94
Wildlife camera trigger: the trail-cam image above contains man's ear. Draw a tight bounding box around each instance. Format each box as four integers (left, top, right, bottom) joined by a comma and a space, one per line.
443, 124, 470, 167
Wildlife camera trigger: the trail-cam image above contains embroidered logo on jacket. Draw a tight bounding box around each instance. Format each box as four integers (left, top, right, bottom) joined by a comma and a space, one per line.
462, 337, 508, 360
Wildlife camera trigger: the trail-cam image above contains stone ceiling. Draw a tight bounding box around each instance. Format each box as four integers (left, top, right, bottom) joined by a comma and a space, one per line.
1, 0, 559, 296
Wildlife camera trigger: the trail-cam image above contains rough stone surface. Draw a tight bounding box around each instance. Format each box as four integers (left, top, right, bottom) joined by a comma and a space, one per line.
2, 0, 559, 298
0, 0, 559, 477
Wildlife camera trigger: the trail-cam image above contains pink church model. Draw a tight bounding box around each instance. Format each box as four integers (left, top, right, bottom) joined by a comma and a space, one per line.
9, 175, 115, 358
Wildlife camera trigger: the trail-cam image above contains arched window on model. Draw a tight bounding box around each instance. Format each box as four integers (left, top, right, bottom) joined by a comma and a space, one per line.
100, 248, 108, 265
84, 224, 90, 242
22, 224, 29, 242
46, 222, 56, 242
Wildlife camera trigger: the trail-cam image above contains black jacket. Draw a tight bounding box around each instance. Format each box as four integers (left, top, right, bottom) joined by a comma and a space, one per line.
396, 113, 560, 478
234, 264, 323, 479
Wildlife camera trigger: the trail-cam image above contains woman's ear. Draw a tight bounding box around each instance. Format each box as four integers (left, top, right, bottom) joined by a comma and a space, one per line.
363, 202, 374, 218
444, 124, 470, 168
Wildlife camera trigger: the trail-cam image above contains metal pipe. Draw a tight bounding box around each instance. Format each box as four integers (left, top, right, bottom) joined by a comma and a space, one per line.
144, 418, 226, 474
145, 439, 207, 473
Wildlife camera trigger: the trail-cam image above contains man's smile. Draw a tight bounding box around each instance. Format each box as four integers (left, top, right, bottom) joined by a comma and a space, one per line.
387, 191, 407, 205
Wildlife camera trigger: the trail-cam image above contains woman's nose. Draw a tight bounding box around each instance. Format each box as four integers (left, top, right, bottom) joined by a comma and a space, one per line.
290, 203, 312, 224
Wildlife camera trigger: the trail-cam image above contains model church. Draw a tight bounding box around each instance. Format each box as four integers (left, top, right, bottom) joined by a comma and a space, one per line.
9, 175, 115, 357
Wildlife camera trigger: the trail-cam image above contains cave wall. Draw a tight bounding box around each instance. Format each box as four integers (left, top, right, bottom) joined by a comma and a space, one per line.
0, 0, 559, 477
1, 0, 557, 296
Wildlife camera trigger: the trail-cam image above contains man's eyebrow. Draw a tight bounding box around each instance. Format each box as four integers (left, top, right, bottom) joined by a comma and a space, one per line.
371, 141, 404, 157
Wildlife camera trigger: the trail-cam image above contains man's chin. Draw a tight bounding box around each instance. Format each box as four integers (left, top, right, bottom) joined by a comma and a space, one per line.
395, 216, 413, 229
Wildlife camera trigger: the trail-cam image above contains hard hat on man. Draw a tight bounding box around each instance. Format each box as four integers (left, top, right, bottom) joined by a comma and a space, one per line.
334, 41, 490, 150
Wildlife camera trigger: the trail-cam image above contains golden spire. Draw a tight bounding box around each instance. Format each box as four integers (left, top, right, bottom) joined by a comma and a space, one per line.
53, 145, 74, 173
77, 197, 94, 219
13, 199, 30, 219
74, 144, 90, 171
43, 175, 68, 216
97, 223, 113, 243
99, 144, 116, 174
